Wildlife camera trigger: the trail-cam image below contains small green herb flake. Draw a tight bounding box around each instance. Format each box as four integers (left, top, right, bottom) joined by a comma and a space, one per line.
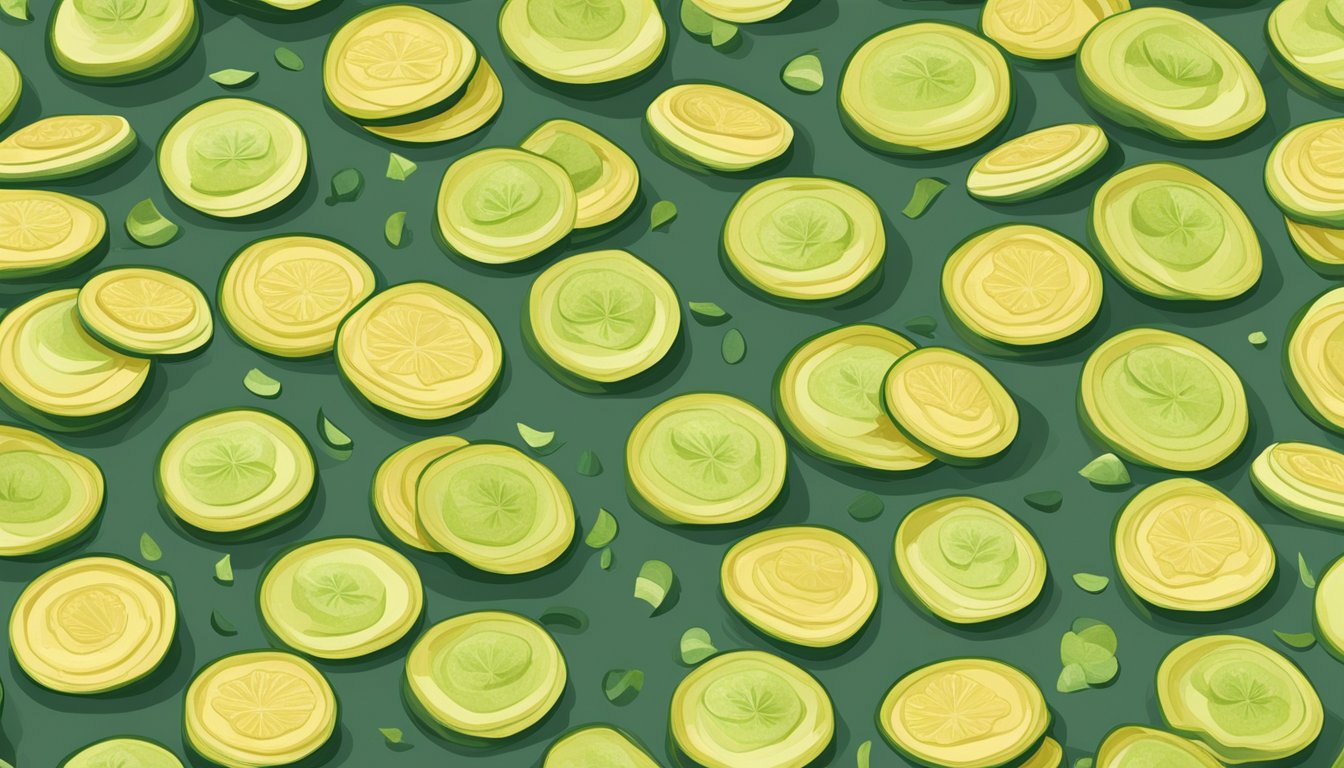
378, 727, 404, 744
1248, 330, 1268, 347
1056, 663, 1088, 693
158, 572, 175, 593
903, 315, 938, 338
600, 547, 613, 570
0, 0, 30, 20
243, 368, 281, 398
635, 559, 675, 613
1072, 573, 1110, 593
539, 606, 589, 633
210, 609, 237, 636
214, 554, 234, 585
328, 168, 363, 204
317, 409, 353, 450
782, 52, 824, 93
848, 491, 884, 521
1299, 552, 1317, 589
386, 152, 417, 181
209, 69, 257, 87
385, 211, 407, 247
577, 449, 603, 477
1079, 453, 1130, 486
680, 627, 717, 665
722, 328, 746, 364
1273, 630, 1316, 650
650, 200, 678, 230
688, 301, 728, 321
903, 177, 949, 219
274, 47, 304, 71
1023, 490, 1062, 512
602, 668, 644, 703
139, 532, 162, 562
710, 18, 738, 48
1075, 759, 1095, 768
1058, 618, 1119, 690
857, 740, 872, 768
517, 422, 555, 449
125, 199, 179, 247
679, 0, 715, 36
585, 508, 619, 549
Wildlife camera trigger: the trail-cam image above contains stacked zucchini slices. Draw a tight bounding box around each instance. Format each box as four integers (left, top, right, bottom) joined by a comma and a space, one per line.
1269, 121, 1344, 278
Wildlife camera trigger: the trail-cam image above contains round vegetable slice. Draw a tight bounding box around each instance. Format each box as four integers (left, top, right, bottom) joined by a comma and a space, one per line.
0, 49, 19, 125
645, 83, 793, 172
363, 57, 503, 144
1268, 0, 1344, 97
689, 0, 790, 22
184, 650, 336, 767
0, 288, 150, 426
416, 443, 575, 574
373, 435, 469, 550
404, 611, 566, 742
626, 392, 787, 525
981, 0, 1128, 60
50, 0, 197, 81
721, 526, 878, 647
544, 725, 659, 768
839, 23, 1012, 154
1284, 286, 1344, 433
1317, 556, 1344, 661
1113, 478, 1273, 612
62, 738, 183, 768
435, 147, 577, 264
881, 347, 1019, 464
670, 650, 833, 768
10, 555, 176, 694
894, 496, 1047, 624
499, 0, 665, 84
526, 249, 680, 387
1285, 216, 1344, 277
1096, 725, 1224, 768
723, 177, 885, 301
1266, 118, 1344, 227
336, 282, 502, 420
0, 115, 135, 181
520, 119, 639, 229
1089, 162, 1260, 301
942, 225, 1103, 347
1020, 738, 1063, 768
1252, 441, 1344, 528
156, 408, 315, 536
966, 123, 1109, 202
220, 235, 376, 358
323, 4, 478, 124
260, 537, 423, 660
1157, 635, 1322, 763
0, 189, 106, 278
158, 98, 308, 218
878, 658, 1049, 768
0, 424, 103, 557
1078, 8, 1265, 142
76, 267, 212, 356
1079, 327, 1246, 471
774, 324, 933, 470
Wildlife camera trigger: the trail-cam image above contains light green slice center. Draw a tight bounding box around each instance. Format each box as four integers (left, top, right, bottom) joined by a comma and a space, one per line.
443, 464, 539, 546
290, 560, 387, 635
554, 268, 655, 350
699, 669, 804, 753
180, 426, 278, 506
756, 197, 852, 271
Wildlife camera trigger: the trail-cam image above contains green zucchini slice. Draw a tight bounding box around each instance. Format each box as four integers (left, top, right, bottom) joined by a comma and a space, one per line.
646, 83, 793, 172
0, 115, 135, 181
0, 49, 19, 125
363, 57, 503, 144
689, 0, 791, 22
498, 0, 665, 85
0, 189, 106, 278
435, 147, 577, 264
1266, 118, 1344, 228
881, 347, 1019, 465
1284, 286, 1344, 433
1268, 0, 1344, 97
520, 119, 639, 229
373, 435, 469, 551
77, 267, 212, 356
967, 123, 1109, 202
0, 424, 104, 557
1317, 556, 1344, 661
1285, 216, 1344, 277
61, 738, 183, 768
981, 0, 1128, 60
1251, 441, 1344, 528
544, 725, 659, 767
1095, 725, 1224, 768
50, 0, 197, 81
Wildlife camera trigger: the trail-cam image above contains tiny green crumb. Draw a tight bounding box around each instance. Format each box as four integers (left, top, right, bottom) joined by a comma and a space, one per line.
577, 449, 603, 476
903, 177, 949, 218
328, 168, 363, 204
210, 609, 237, 636
139, 532, 162, 562
688, 301, 728, 321
378, 727, 404, 745
209, 69, 257, 87
722, 328, 746, 364
539, 605, 589, 633
600, 548, 613, 570
274, 47, 304, 71
782, 52, 824, 93
317, 409, 353, 450
585, 508, 619, 549
214, 554, 234, 585
125, 199, 179, 247
903, 315, 938, 338
650, 200, 678, 230
635, 559, 675, 613
602, 668, 644, 704
1, 0, 30, 20
847, 491, 884, 521
516, 422, 555, 449
385, 211, 407, 247
1023, 490, 1062, 512
1072, 573, 1110, 593
1299, 552, 1317, 589
857, 740, 872, 768
1248, 330, 1268, 347
386, 152, 417, 181
243, 368, 281, 398
680, 627, 717, 664
1079, 453, 1130, 486
1273, 630, 1316, 650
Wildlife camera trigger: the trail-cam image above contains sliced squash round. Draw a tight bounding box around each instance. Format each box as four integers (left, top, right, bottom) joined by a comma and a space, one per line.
1113, 478, 1274, 612
373, 435, 469, 551
1266, 118, 1344, 228
520, 119, 639, 229
544, 725, 659, 768
364, 57, 503, 144
1268, 0, 1344, 97
1096, 725, 1224, 768
690, 0, 791, 22
499, 0, 665, 84
1285, 216, 1344, 277
10, 555, 176, 694
967, 124, 1109, 202
1252, 441, 1344, 528
1079, 327, 1246, 471
943, 224, 1103, 347
156, 408, 315, 536
50, 0, 197, 81
840, 22, 1012, 154
404, 611, 566, 742
185, 650, 336, 767
436, 147, 577, 264
0, 424, 103, 557
62, 738, 183, 768
1284, 286, 1344, 433
335, 282, 502, 421
0, 115, 135, 181
76, 267, 211, 356
981, 0, 1128, 60
220, 235, 376, 358
1317, 556, 1344, 661
646, 83, 793, 172
0, 189, 106, 278
0, 49, 18, 125
723, 177, 885, 301
627, 392, 787, 525
881, 347, 1018, 464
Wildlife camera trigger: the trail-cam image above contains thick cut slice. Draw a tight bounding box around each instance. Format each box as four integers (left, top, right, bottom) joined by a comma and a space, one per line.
646, 83, 793, 172
0, 115, 135, 181
981, 0, 1128, 60
544, 725, 659, 768
1317, 557, 1344, 661
1252, 441, 1344, 528
1285, 217, 1344, 277
1267, 118, 1344, 227
521, 119, 639, 228
373, 435, 469, 550
1095, 725, 1224, 768
0, 49, 19, 125
61, 738, 183, 768
0, 190, 106, 278
436, 147, 577, 264
77, 267, 212, 356
364, 57, 503, 144
50, 0, 197, 81
0, 424, 104, 556
1284, 286, 1344, 433
967, 124, 1109, 202
689, 0, 791, 22
499, 0, 665, 84
882, 347, 1018, 464
1268, 0, 1344, 96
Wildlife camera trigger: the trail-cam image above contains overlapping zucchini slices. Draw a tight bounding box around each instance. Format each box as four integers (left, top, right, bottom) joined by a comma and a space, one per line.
0, 424, 103, 556
646, 83, 793, 172
0, 115, 135, 182
0, 190, 106, 278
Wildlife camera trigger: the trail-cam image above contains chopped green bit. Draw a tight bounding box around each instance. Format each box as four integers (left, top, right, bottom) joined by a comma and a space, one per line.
847, 491, 884, 521
1299, 552, 1317, 589
679, 0, 715, 36
600, 548, 613, 570
1079, 453, 1130, 486
139, 532, 162, 562
1058, 618, 1119, 692
577, 449, 603, 476
385, 211, 407, 247
1248, 330, 1268, 347
1075, 760, 1095, 768
722, 328, 746, 364
209, 69, 257, 87
317, 409, 353, 450
210, 609, 237, 636
689, 301, 728, 321
378, 727, 404, 744
125, 199, 179, 247
274, 47, 304, 71
1023, 490, 1062, 512
585, 508, 619, 549
650, 200, 678, 230
157, 572, 175, 593
782, 52, 824, 93
1072, 573, 1110, 593
602, 668, 644, 703
328, 167, 363, 204
1273, 630, 1316, 650
857, 740, 872, 768
214, 554, 234, 585
635, 559, 675, 613
539, 606, 589, 633
680, 627, 717, 664
902, 177, 949, 218
710, 19, 738, 48
1056, 663, 1088, 693
386, 152, 417, 181
243, 368, 281, 398
516, 422, 555, 449
0, 0, 30, 20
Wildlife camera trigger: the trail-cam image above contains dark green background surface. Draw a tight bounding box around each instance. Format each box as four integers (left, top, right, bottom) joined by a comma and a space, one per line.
2, 0, 1344, 765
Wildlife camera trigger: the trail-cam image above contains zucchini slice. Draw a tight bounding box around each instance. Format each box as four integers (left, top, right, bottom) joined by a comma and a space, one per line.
967, 123, 1109, 202
544, 725, 659, 767
61, 738, 182, 768
646, 83, 793, 172
0, 189, 106, 278
499, 0, 665, 84
363, 57, 503, 144
520, 119, 639, 229
435, 147, 577, 264
1251, 441, 1344, 528
1284, 286, 1344, 433
50, 0, 197, 81
77, 267, 212, 356
372, 435, 469, 551
0, 115, 135, 181
1317, 556, 1344, 661
1267, 118, 1344, 228
0, 424, 104, 556
1095, 725, 1224, 768
881, 347, 1019, 464
981, 0, 1128, 60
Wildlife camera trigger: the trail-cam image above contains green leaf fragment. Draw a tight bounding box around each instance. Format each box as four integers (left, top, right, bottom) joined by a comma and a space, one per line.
317, 409, 353, 450
1248, 330, 1268, 347
1072, 573, 1110, 593
517, 422, 555, 449
903, 315, 938, 337
722, 328, 746, 364
600, 548, 613, 570
214, 554, 234, 585
385, 211, 407, 247
650, 200, 678, 230
602, 668, 644, 703
378, 727, 403, 744
386, 152, 417, 181
848, 491, 884, 521
0, 0, 30, 20
577, 449, 603, 476
1273, 630, 1316, 650
1300, 552, 1317, 588
125, 199, 179, 247
328, 168, 363, 203
857, 740, 872, 768
782, 53, 824, 93
688, 301, 728, 320
1075, 760, 1095, 768
902, 177, 949, 218
274, 47, 304, 71
680, 627, 717, 664
585, 508, 619, 548
1023, 490, 1062, 512
635, 559, 674, 613
243, 368, 281, 398
209, 69, 257, 87
158, 572, 176, 593
539, 605, 589, 633
710, 19, 738, 47
1079, 453, 1130, 485
679, 0, 715, 36
1057, 663, 1088, 693
139, 532, 162, 562
210, 609, 237, 636
1059, 618, 1119, 690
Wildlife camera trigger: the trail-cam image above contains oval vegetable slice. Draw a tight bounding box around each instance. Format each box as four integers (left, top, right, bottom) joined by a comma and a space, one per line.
220, 235, 376, 358
185, 650, 336, 767
0, 189, 106, 278
156, 408, 315, 536
499, 0, 665, 84
544, 725, 659, 768
363, 57, 503, 144
967, 124, 1109, 202
1252, 441, 1344, 528
690, 0, 790, 22
10, 555, 176, 693
670, 650, 833, 768
840, 22, 1011, 154
0, 115, 135, 181
50, 0, 197, 80
435, 147, 577, 264
1267, 118, 1344, 227
0, 49, 18, 125
646, 83, 793, 172
62, 738, 183, 768
404, 611, 566, 742
158, 98, 307, 218
336, 282, 502, 420
1079, 327, 1246, 471
1285, 216, 1344, 277
721, 526, 878, 647
373, 435, 469, 550
1078, 8, 1264, 141
76, 267, 212, 356
627, 392, 787, 525
1157, 635, 1322, 763
526, 249, 680, 387
894, 496, 1046, 624
723, 177, 885, 301
1317, 556, 1344, 661
943, 225, 1103, 347
878, 658, 1049, 768
1096, 725, 1224, 768
260, 537, 423, 659
1113, 478, 1273, 612
520, 119, 639, 229
1268, 0, 1344, 97
774, 324, 933, 470
881, 347, 1018, 464
1090, 162, 1260, 301
981, 0, 1128, 60
0, 424, 103, 557
1284, 286, 1344, 433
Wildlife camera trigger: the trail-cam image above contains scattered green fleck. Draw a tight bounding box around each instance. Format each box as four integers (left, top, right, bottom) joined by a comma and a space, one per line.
602, 668, 644, 704
782, 52, 824, 93
328, 168, 363, 204
125, 199, 179, 247
1274, 630, 1316, 650
385, 211, 407, 247
903, 315, 938, 338
679, 0, 715, 36
517, 422, 555, 449
1248, 330, 1268, 347
1024, 490, 1062, 512
214, 554, 233, 585
1058, 617, 1119, 692
600, 548, 613, 570
317, 409, 353, 450
139, 532, 162, 562
1072, 573, 1110, 593
857, 740, 872, 768
274, 47, 304, 71
243, 368, 281, 398
680, 627, 717, 665
577, 449, 603, 477
1079, 453, 1130, 486
1075, 758, 1095, 768
710, 18, 738, 48
210, 609, 237, 636
386, 152, 417, 181
378, 727, 404, 744
650, 200, 678, 230
0, 0, 30, 20
209, 69, 257, 87
722, 328, 746, 364
847, 491, 884, 521
1300, 552, 1317, 589
688, 301, 728, 321
1057, 663, 1088, 693
539, 606, 589, 633
903, 177, 949, 218
585, 508, 619, 549
635, 559, 675, 613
